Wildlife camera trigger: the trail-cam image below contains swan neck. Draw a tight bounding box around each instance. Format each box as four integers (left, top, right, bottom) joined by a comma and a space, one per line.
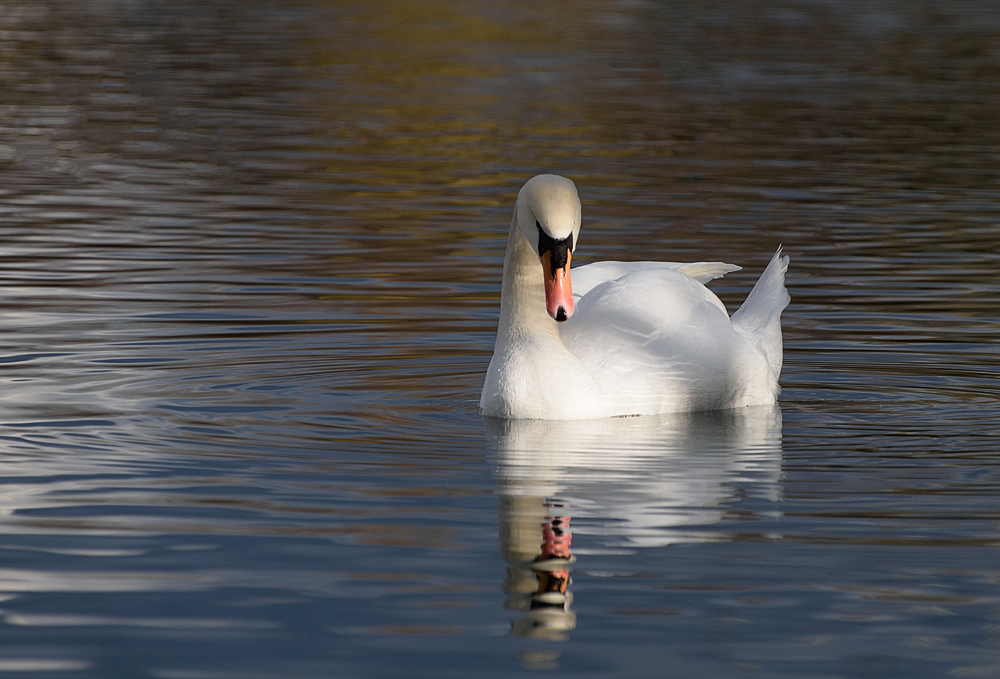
497, 214, 561, 345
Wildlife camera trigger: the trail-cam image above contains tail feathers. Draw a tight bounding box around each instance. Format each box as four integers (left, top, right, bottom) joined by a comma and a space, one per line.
731, 247, 790, 378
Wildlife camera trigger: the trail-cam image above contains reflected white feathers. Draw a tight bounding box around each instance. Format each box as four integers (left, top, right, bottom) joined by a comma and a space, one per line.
487, 406, 783, 639
487, 406, 783, 549
480, 174, 790, 420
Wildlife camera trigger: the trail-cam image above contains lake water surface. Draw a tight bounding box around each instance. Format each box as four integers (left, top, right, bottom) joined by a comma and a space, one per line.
1, 1, 999, 677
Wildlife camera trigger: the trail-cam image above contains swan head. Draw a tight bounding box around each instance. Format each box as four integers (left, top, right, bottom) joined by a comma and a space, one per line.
515, 175, 581, 322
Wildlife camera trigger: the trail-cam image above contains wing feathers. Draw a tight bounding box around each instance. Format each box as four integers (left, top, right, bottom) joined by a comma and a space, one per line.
573, 260, 740, 298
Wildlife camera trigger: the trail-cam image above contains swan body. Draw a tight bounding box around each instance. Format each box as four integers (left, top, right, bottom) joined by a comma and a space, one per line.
480, 174, 789, 420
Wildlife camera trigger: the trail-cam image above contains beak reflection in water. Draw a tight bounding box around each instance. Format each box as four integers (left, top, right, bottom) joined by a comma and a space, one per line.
507, 501, 577, 643
486, 406, 784, 666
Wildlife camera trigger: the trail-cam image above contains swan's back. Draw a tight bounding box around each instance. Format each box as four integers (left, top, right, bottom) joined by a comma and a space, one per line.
572, 260, 742, 298
561, 265, 776, 415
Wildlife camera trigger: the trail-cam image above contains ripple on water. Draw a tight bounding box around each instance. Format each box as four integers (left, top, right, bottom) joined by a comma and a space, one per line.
0, 0, 999, 677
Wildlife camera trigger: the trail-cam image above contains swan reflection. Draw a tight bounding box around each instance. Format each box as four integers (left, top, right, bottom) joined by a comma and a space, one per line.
485, 405, 783, 643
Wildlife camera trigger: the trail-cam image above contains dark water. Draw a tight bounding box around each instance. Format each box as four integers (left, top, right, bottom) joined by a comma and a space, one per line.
1, 1, 999, 676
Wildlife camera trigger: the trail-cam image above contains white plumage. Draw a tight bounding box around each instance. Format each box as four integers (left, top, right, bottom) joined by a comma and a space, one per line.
480, 174, 789, 420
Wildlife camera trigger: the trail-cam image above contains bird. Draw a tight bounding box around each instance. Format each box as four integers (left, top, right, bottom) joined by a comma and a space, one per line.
480, 174, 789, 420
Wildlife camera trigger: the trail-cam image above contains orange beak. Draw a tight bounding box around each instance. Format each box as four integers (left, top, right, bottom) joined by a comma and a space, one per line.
541, 249, 574, 322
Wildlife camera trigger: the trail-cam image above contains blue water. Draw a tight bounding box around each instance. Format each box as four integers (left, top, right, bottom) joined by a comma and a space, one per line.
1, 1, 999, 677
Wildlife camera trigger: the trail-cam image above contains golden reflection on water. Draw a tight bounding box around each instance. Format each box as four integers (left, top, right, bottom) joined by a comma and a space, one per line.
0, 2, 998, 676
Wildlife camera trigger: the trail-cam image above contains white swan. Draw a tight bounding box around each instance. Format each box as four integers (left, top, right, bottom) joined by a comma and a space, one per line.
480, 174, 790, 420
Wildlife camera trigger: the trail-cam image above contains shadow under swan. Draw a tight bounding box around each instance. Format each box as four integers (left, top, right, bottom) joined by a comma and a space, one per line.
484, 405, 783, 642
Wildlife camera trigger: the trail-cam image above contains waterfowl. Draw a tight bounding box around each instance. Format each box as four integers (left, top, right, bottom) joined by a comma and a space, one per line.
480, 174, 789, 420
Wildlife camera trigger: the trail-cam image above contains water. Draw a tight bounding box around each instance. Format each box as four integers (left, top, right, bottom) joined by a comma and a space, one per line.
1, 1, 999, 676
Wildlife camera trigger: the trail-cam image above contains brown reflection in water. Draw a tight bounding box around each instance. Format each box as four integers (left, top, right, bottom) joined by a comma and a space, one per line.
0, 1, 997, 433
1, 1, 997, 314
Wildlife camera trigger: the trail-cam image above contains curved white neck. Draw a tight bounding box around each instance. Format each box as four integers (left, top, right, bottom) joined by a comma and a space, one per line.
495, 213, 562, 350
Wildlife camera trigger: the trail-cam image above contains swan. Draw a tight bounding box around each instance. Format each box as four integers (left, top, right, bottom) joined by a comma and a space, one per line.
480, 174, 790, 420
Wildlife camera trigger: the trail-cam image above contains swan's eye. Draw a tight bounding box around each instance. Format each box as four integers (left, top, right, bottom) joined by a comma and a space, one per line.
536, 221, 548, 249
536, 223, 572, 275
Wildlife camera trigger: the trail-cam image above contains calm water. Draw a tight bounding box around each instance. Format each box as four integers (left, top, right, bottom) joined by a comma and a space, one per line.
1, 1, 999, 677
